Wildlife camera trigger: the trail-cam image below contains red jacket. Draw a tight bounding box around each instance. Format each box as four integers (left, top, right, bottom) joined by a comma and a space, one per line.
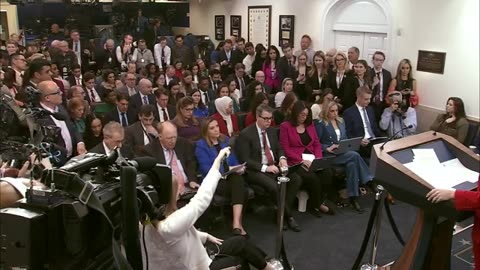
212, 113, 239, 136
279, 121, 322, 166
455, 175, 480, 269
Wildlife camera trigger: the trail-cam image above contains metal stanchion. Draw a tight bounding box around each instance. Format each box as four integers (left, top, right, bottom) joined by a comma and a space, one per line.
360, 185, 386, 270
269, 166, 294, 270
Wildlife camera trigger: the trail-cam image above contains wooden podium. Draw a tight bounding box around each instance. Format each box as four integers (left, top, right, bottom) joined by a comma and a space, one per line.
370, 131, 480, 270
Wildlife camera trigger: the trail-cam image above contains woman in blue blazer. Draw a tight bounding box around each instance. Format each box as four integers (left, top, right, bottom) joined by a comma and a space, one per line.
195, 117, 247, 236
314, 101, 373, 213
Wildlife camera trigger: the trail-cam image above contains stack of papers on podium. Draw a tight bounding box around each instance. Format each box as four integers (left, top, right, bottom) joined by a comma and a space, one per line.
403, 149, 479, 189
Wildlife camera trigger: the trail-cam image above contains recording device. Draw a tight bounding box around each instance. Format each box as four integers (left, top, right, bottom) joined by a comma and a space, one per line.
380, 124, 414, 150
0, 150, 172, 270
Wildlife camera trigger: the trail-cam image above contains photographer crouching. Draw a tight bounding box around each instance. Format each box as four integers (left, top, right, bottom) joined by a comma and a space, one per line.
379, 91, 417, 138
141, 147, 275, 270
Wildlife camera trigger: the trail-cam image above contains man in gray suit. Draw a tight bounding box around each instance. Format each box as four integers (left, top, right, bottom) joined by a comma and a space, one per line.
117, 72, 138, 97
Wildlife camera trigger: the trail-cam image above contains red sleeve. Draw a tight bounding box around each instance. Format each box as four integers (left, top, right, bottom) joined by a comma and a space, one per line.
245, 113, 254, 127
454, 190, 480, 211
309, 125, 323, 158
232, 114, 239, 133
279, 123, 302, 165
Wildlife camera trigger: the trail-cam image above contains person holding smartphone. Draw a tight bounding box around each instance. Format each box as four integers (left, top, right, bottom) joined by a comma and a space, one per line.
388, 58, 418, 108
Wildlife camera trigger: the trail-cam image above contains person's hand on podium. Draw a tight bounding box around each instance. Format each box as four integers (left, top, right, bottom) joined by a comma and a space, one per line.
426, 189, 455, 203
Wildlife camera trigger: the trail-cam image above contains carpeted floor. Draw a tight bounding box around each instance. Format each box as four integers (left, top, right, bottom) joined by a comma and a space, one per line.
208, 194, 474, 270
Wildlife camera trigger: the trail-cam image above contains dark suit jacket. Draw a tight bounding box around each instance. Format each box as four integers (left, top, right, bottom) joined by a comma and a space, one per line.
369, 68, 392, 102
52, 51, 78, 76
36, 104, 82, 160
124, 121, 156, 156
217, 50, 241, 79
228, 74, 251, 99
138, 138, 198, 183
102, 108, 136, 126
68, 40, 89, 67
314, 119, 348, 152
127, 93, 155, 119
277, 56, 297, 83
89, 141, 134, 159
325, 70, 355, 107
84, 87, 105, 104
153, 103, 176, 122
236, 125, 284, 172
67, 75, 83, 87
199, 88, 216, 115
97, 48, 120, 70
343, 105, 382, 139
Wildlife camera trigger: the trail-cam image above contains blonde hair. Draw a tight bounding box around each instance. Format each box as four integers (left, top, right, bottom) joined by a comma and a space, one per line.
333, 52, 349, 72
320, 101, 343, 125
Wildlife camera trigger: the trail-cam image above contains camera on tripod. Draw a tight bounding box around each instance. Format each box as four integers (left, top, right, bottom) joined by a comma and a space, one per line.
0, 151, 172, 270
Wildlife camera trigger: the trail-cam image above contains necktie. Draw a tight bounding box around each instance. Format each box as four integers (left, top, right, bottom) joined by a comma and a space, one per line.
76, 78, 80, 85
362, 108, 375, 138
74, 42, 78, 52
262, 130, 274, 166
288, 59, 292, 67
203, 91, 210, 103
162, 108, 168, 121
169, 149, 185, 195
143, 95, 148, 105
89, 89, 96, 102
213, 82, 217, 92
375, 72, 382, 103
161, 47, 165, 62
120, 112, 128, 127
240, 78, 245, 93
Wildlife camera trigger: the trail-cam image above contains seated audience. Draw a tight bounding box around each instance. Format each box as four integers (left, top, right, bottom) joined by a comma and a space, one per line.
84, 71, 103, 104
212, 96, 240, 137
103, 92, 135, 127
198, 76, 216, 115
124, 104, 158, 155
128, 78, 155, 117
273, 92, 298, 124
99, 69, 117, 94
67, 97, 87, 136
145, 63, 158, 83
311, 88, 334, 120
189, 89, 209, 118
280, 101, 334, 217
315, 101, 373, 212
172, 96, 201, 141
141, 147, 275, 270
89, 121, 133, 159
379, 91, 417, 138
274, 78, 294, 108
83, 115, 103, 150
388, 58, 418, 108
167, 80, 185, 106
236, 104, 302, 231
343, 86, 383, 158
245, 80, 265, 110
153, 72, 166, 91
118, 72, 138, 97
225, 78, 241, 112
180, 70, 197, 94
430, 97, 469, 144
245, 92, 276, 127
195, 117, 248, 236
139, 121, 199, 197
153, 88, 176, 123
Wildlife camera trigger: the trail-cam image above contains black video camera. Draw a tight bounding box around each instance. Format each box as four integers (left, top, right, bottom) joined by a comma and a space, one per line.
0, 151, 172, 270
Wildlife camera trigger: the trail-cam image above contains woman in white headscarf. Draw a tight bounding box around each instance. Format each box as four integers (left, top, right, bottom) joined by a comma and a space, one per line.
212, 96, 239, 137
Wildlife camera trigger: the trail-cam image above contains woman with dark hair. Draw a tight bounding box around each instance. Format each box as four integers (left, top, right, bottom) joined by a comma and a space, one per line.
262, 45, 281, 93
389, 58, 418, 108
84, 115, 103, 150
191, 64, 200, 84
430, 97, 469, 144
306, 51, 328, 102
180, 70, 197, 95
67, 97, 87, 135
244, 80, 264, 110
195, 117, 248, 236
145, 63, 158, 83
172, 96, 201, 141
244, 92, 276, 127
189, 89, 209, 118
211, 96, 239, 137
280, 100, 334, 217
251, 43, 267, 77
344, 59, 372, 109
168, 80, 185, 106
210, 41, 225, 65
196, 58, 209, 78
274, 92, 298, 124
141, 148, 275, 270
99, 69, 116, 94
224, 78, 240, 113
311, 88, 334, 120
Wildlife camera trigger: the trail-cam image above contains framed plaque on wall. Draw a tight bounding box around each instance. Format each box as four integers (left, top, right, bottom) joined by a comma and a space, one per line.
279, 15, 294, 46
215, 15, 225, 41
230, 15, 241, 38
248, 5, 271, 47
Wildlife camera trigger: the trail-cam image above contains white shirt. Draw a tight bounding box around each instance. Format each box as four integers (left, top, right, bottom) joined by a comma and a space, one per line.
163, 146, 188, 183
40, 103, 73, 157
374, 68, 384, 101
243, 54, 255, 76
256, 123, 275, 172
141, 123, 151, 145
127, 87, 137, 97
274, 92, 287, 108
199, 90, 209, 106
72, 41, 81, 65
153, 44, 171, 69
355, 103, 374, 139
236, 76, 245, 98
86, 87, 102, 103
156, 103, 170, 122
103, 141, 113, 156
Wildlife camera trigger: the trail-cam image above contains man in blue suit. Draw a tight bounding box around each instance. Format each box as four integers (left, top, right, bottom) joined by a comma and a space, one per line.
343, 86, 383, 158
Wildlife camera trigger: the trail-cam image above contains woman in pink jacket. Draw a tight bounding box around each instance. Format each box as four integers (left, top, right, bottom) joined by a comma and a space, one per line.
280, 100, 334, 217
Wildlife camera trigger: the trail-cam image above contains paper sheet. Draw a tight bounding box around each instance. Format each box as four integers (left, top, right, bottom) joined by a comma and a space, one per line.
302, 153, 315, 162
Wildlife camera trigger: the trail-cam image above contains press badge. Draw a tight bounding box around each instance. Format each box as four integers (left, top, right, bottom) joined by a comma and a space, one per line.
108, 57, 112, 63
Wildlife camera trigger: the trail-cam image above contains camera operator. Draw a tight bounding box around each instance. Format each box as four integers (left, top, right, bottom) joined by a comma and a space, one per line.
37, 80, 86, 162
379, 90, 417, 138
141, 147, 275, 270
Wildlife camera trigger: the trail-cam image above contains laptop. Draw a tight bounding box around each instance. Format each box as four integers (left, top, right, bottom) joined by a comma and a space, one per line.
309, 156, 336, 172
333, 137, 363, 155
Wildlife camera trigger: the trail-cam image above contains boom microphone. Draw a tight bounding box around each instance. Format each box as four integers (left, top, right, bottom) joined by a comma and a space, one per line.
380, 125, 414, 150
124, 156, 158, 171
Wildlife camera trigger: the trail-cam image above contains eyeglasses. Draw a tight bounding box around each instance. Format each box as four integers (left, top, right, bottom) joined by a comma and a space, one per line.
45, 90, 62, 96
259, 116, 273, 121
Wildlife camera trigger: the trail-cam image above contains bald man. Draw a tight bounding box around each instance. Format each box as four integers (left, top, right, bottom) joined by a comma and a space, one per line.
254, 70, 272, 94
37, 80, 86, 163
138, 121, 199, 196
127, 78, 155, 120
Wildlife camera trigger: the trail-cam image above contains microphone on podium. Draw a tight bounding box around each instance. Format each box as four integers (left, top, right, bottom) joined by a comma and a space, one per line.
380, 125, 414, 150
